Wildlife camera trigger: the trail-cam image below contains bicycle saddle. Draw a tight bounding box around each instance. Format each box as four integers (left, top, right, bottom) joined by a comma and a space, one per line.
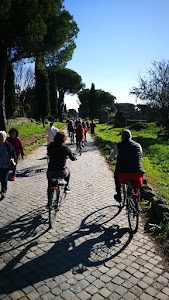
50, 178, 66, 185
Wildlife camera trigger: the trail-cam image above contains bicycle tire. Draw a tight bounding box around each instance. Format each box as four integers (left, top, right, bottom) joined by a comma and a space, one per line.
120, 184, 126, 208
48, 189, 59, 228
57, 185, 66, 208
127, 197, 139, 233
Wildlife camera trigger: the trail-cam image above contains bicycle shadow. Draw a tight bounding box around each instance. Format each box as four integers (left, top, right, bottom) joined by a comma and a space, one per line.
0, 207, 48, 255
0, 205, 133, 294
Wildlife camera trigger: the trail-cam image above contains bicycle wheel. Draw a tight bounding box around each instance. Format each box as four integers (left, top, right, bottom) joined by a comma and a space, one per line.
120, 184, 126, 208
48, 189, 59, 228
70, 133, 74, 144
127, 196, 139, 233
57, 185, 66, 209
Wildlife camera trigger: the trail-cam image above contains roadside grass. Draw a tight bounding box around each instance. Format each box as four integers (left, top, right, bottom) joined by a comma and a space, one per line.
94, 122, 169, 206
7, 121, 64, 139
7, 121, 65, 155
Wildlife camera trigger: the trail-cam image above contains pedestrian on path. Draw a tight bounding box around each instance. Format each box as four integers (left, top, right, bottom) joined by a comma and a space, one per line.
0, 131, 16, 200
45, 122, 59, 145
90, 120, 96, 134
7, 127, 24, 181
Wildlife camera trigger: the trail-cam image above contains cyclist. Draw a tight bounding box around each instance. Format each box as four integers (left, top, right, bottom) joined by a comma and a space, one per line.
75, 123, 85, 150
68, 120, 75, 142
82, 121, 87, 142
46, 131, 76, 207
110, 129, 144, 202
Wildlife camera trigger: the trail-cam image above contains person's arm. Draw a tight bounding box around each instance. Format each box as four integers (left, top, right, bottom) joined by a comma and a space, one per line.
139, 144, 143, 155
110, 145, 118, 160
66, 147, 77, 161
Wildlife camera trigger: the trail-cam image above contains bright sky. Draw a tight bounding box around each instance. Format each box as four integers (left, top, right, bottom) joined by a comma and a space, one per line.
64, 0, 169, 111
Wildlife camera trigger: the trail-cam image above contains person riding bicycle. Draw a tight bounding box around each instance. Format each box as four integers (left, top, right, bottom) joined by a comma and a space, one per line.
68, 120, 75, 141
46, 131, 76, 207
110, 129, 144, 202
75, 123, 85, 149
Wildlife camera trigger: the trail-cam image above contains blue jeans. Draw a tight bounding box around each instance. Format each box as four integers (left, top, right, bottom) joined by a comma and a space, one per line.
0, 168, 10, 193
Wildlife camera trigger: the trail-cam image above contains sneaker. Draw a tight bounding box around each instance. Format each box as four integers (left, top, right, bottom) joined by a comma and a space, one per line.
11, 176, 16, 181
0, 193, 6, 200
65, 186, 71, 193
114, 194, 122, 202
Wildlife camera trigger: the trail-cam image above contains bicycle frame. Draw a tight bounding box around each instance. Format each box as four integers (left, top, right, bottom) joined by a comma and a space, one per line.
70, 132, 74, 144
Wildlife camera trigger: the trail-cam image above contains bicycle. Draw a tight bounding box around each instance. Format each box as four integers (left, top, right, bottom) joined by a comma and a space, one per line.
120, 179, 140, 234
70, 131, 74, 144
48, 178, 67, 228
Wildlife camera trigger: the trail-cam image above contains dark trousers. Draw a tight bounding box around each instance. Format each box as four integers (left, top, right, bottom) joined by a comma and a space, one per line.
114, 171, 121, 195
0, 168, 10, 193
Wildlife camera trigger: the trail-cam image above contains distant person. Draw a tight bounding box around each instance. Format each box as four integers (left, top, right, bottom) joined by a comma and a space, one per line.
46, 122, 59, 145
75, 123, 85, 149
0, 131, 16, 200
110, 129, 144, 202
90, 120, 96, 134
7, 128, 24, 181
82, 121, 87, 142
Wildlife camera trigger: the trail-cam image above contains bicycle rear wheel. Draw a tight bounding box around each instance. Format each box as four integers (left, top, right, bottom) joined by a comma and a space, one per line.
48, 189, 59, 228
121, 184, 126, 208
127, 197, 139, 233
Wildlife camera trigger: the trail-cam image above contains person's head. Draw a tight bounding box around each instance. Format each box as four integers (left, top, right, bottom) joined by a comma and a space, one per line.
78, 124, 82, 129
54, 131, 67, 146
121, 129, 132, 141
9, 128, 18, 139
50, 122, 54, 128
0, 131, 7, 144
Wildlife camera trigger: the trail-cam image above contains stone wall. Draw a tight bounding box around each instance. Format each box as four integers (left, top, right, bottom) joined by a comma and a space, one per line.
140, 181, 169, 229
7, 117, 32, 126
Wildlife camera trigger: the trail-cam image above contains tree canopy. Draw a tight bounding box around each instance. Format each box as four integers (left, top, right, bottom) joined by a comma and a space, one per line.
0, 0, 79, 129
130, 60, 169, 129
78, 88, 116, 119
48, 67, 84, 120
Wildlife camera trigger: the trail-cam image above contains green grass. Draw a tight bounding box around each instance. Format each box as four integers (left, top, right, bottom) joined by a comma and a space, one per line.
7, 121, 64, 139
95, 122, 169, 205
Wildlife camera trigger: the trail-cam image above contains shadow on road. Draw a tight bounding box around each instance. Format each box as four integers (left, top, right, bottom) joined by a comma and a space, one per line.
0, 205, 133, 294
16, 164, 47, 177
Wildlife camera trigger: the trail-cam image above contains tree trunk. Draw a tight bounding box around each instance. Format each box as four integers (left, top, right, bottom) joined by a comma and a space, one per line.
0, 44, 8, 131
58, 90, 65, 122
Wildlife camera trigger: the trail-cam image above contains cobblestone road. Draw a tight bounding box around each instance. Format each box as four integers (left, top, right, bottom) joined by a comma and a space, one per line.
0, 133, 169, 300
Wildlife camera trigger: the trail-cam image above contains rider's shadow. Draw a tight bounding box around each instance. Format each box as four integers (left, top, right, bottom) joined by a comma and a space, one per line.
16, 165, 47, 177
0, 205, 133, 295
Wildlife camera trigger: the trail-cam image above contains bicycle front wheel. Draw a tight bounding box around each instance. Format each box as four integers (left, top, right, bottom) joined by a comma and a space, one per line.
127, 197, 139, 233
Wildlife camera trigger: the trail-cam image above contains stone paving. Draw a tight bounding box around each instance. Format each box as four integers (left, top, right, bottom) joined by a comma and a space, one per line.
0, 133, 169, 300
